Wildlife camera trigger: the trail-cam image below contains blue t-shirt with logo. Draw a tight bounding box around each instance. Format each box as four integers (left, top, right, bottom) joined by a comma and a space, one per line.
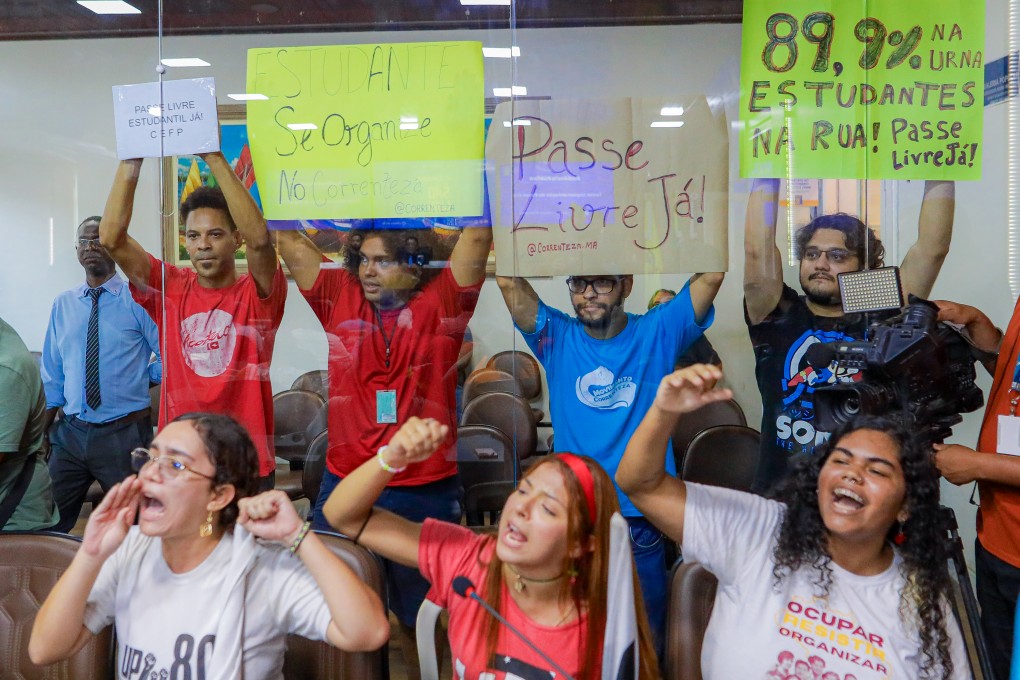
519, 282, 712, 516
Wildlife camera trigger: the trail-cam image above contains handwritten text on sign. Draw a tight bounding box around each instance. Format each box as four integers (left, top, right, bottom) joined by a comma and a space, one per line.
739, 0, 984, 180
486, 97, 728, 277
245, 42, 484, 220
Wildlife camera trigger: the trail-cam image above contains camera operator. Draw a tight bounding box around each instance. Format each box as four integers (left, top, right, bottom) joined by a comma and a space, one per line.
931, 299, 1017, 680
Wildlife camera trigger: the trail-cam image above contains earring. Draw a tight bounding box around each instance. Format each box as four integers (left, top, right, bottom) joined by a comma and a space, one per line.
567, 562, 579, 587
893, 521, 906, 546
200, 511, 213, 538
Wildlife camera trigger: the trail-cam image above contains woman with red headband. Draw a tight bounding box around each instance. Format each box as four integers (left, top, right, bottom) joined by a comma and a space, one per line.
324, 416, 659, 680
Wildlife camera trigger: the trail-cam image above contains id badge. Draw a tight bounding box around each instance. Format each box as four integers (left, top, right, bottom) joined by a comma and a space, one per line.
376, 390, 397, 424
997, 415, 1020, 456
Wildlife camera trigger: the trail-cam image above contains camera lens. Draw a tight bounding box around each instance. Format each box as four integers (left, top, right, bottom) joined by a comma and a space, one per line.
843, 395, 861, 415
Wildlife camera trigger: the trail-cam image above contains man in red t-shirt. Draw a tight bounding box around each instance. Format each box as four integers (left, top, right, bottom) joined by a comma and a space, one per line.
932, 299, 1020, 680
99, 153, 286, 490
276, 221, 490, 663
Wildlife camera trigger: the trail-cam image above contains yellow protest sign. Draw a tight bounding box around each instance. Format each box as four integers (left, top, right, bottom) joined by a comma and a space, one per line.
740, 1, 984, 180
245, 42, 484, 220
486, 96, 728, 277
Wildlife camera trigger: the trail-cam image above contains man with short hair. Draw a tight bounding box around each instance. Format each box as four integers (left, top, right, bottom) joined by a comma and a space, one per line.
496, 268, 721, 654
276, 222, 490, 669
0, 316, 59, 531
41, 216, 161, 532
744, 178, 954, 492
100, 153, 286, 489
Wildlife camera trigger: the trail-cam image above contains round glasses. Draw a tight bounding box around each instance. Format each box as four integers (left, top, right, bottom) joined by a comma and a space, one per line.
566, 277, 616, 295
130, 448, 215, 481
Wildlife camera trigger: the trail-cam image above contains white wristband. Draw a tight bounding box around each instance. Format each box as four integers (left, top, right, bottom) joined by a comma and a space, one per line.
377, 446, 407, 474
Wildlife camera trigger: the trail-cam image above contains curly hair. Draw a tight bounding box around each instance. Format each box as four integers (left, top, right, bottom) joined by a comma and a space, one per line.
794, 212, 885, 269
770, 415, 953, 680
171, 412, 260, 528
180, 186, 235, 231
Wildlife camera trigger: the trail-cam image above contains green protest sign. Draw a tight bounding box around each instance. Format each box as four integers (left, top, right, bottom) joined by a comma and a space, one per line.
740, 0, 984, 180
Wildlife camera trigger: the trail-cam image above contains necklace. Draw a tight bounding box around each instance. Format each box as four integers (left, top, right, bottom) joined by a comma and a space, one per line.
507, 564, 565, 593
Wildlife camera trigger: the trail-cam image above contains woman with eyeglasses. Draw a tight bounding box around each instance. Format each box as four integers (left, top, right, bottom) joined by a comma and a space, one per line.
29, 412, 388, 678
617, 365, 971, 680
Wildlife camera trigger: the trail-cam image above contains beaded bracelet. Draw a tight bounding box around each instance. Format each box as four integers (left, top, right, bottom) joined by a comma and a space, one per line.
289, 520, 312, 556
377, 446, 407, 474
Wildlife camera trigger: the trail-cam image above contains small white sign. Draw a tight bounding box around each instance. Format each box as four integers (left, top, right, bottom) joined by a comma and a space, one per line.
112, 78, 220, 159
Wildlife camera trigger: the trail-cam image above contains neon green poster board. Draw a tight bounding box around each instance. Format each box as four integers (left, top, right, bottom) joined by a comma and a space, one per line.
246, 42, 484, 219
740, 1, 984, 180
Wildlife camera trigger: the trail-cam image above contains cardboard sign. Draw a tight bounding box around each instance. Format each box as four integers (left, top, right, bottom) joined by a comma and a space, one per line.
740, 0, 984, 180
245, 41, 485, 220
112, 78, 219, 159
486, 96, 728, 277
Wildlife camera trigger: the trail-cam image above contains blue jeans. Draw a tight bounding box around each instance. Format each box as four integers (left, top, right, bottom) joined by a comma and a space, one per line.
312, 468, 463, 627
628, 516, 667, 661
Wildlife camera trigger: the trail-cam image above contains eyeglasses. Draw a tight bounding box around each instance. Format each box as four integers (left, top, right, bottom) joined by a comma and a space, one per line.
802, 247, 854, 264
130, 448, 216, 481
566, 277, 616, 295
76, 237, 104, 250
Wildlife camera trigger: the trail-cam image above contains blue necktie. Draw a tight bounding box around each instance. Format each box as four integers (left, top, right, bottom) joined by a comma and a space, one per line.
85, 287, 103, 410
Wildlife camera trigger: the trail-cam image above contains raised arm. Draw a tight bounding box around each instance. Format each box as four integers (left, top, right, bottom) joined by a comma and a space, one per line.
98, 159, 152, 288
273, 230, 324, 291
322, 417, 450, 569
450, 224, 493, 287
743, 178, 784, 325
237, 491, 388, 651
30, 477, 141, 665
201, 152, 278, 297
495, 275, 540, 333
688, 272, 724, 324
616, 365, 733, 543
900, 180, 954, 299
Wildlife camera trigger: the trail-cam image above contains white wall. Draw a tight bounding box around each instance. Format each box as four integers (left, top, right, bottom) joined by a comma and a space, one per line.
1, 6, 1013, 568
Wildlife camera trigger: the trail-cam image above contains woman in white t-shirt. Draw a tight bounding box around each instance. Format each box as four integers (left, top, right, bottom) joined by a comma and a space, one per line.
323, 416, 660, 680
29, 412, 389, 680
617, 365, 971, 680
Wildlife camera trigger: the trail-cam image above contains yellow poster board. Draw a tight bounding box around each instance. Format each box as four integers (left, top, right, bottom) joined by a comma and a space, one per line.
245, 42, 484, 219
740, 1, 984, 180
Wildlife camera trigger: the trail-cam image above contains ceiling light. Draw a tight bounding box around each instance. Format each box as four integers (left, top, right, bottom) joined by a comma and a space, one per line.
482, 46, 521, 58
227, 93, 269, 101
160, 58, 211, 68
492, 86, 527, 97
287, 123, 317, 130
400, 116, 418, 123
660, 106, 685, 116
461, 0, 511, 5
77, 1, 140, 14
502, 119, 532, 127
147, 106, 161, 115
400, 123, 419, 130
651, 121, 685, 128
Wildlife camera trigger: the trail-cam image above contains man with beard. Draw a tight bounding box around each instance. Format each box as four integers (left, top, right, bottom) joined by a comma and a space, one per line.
41, 216, 161, 532
744, 178, 954, 492
100, 153, 286, 491
496, 269, 721, 655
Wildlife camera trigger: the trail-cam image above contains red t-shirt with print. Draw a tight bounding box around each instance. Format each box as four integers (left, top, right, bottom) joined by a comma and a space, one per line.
131, 254, 287, 476
418, 519, 587, 680
301, 264, 478, 486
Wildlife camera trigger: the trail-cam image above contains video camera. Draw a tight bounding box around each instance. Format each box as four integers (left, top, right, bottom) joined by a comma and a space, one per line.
805, 297, 984, 444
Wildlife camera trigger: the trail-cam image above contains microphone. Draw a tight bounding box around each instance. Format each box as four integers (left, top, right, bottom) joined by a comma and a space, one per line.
452, 576, 576, 680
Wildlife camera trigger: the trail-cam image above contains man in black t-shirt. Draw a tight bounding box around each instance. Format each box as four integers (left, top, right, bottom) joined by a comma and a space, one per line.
743, 178, 955, 492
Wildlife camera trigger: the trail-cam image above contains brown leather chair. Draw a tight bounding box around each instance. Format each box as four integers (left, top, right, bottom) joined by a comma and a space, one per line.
0, 532, 114, 680
461, 391, 538, 460
302, 430, 330, 505
671, 399, 746, 471
681, 425, 761, 493
291, 370, 329, 401
462, 368, 526, 405
664, 561, 718, 680
273, 389, 327, 468
283, 531, 388, 680
487, 350, 543, 402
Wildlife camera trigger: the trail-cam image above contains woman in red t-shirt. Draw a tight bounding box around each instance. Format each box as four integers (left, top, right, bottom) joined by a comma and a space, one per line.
324, 417, 659, 680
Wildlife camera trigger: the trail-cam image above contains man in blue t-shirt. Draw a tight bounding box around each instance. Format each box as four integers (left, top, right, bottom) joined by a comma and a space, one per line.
496, 270, 721, 654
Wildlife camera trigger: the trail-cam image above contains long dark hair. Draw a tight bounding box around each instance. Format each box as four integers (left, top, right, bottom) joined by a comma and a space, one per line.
172, 413, 260, 528
771, 415, 953, 679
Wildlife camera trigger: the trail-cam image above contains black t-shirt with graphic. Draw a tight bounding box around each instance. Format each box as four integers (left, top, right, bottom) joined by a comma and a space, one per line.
746, 284, 871, 493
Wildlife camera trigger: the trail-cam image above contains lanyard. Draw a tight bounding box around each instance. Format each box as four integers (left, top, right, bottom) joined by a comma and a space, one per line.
1009, 348, 1020, 414
375, 308, 396, 369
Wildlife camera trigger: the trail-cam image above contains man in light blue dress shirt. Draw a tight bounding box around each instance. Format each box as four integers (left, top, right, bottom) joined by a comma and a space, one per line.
41, 216, 161, 532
